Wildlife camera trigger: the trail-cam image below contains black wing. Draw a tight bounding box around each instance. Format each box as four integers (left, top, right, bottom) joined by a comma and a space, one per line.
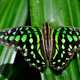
50, 27, 80, 73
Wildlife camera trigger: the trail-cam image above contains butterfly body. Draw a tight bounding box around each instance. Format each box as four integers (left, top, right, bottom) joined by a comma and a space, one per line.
0, 25, 80, 73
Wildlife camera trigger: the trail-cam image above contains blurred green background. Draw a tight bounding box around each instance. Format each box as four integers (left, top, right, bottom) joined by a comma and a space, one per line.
0, 0, 80, 80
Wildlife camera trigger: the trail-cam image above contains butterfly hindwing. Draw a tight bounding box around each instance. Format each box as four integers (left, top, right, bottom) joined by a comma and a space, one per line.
50, 27, 80, 72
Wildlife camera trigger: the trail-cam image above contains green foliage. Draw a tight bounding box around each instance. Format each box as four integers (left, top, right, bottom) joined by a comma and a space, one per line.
0, 0, 80, 80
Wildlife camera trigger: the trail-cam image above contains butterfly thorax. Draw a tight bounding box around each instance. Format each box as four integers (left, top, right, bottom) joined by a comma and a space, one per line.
41, 23, 53, 66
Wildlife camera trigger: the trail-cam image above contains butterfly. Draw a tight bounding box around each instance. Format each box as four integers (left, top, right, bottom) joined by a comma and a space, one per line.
0, 23, 80, 74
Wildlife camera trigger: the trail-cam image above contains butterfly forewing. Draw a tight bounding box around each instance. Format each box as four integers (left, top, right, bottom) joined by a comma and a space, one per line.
0, 26, 46, 71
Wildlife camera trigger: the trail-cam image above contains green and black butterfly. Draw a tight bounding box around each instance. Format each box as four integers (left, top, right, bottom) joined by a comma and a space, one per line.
0, 24, 80, 73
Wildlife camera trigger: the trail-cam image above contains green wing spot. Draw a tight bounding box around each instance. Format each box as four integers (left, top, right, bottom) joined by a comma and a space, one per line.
69, 45, 72, 49
62, 34, 65, 37
63, 30, 66, 34
67, 35, 73, 42
0, 35, 4, 38
73, 35, 78, 41
4, 36, 8, 40
15, 35, 20, 42
29, 38, 33, 43
62, 38, 65, 43
62, 44, 65, 49
9, 36, 14, 41
23, 44, 26, 49
31, 45, 34, 49
79, 36, 80, 39
76, 32, 79, 35
21, 35, 27, 42
30, 34, 32, 38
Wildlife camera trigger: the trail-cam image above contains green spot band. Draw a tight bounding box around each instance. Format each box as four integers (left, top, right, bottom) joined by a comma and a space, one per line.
55, 29, 60, 50
53, 28, 61, 59
37, 35, 40, 43
55, 33, 58, 44
32, 27, 40, 43
32, 28, 44, 60
21, 35, 27, 42
53, 49, 58, 60
37, 43, 40, 50
38, 49, 44, 60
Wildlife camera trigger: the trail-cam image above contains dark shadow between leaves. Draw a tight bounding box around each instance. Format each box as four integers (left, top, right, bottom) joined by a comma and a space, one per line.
0, 50, 41, 80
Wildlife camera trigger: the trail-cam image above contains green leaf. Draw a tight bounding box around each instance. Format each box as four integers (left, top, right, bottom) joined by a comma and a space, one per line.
0, 0, 80, 80
0, 0, 28, 79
